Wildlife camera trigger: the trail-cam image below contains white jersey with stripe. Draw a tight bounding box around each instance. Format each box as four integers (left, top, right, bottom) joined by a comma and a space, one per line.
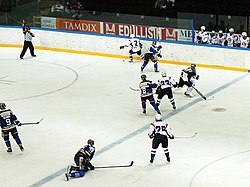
24, 32, 34, 42
158, 76, 176, 89
149, 120, 173, 137
128, 38, 141, 52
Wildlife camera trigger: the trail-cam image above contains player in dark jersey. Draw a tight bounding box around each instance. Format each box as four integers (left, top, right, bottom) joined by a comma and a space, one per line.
178, 63, 199, 97
0, 103, 24, 153
141, 40, 162, 72
139, 74, 161, 115
65, 139, 95, 181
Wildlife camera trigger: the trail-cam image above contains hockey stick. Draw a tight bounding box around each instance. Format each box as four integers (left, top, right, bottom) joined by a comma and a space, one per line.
95, 161, 134, 169
129, 87, 140, 91
192, 86, 206, 100
175, 132, 198, 139
21, 118, 43, 125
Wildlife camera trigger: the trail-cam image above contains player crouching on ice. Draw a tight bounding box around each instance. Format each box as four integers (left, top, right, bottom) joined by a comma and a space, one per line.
65, 139, 95, 181
177, 63, 199, 97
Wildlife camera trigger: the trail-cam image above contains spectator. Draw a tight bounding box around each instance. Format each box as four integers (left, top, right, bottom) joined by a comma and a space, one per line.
51, 1, 64, 13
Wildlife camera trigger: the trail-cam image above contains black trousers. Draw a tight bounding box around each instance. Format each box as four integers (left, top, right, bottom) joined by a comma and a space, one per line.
20, 41, 35, 58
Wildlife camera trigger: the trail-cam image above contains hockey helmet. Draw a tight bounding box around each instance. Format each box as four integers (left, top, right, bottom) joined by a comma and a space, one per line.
191, 63, 196, 71
152, 40, 157, 46
200, 26, 205, 31
87, 139, 94, 146
161, 71, 167, 77
242, 32, 247, 37
155, 114, 162, 121
0, 103, 6, 110
218, 30, 223, 34
130, 34, 135, 38
229, 28, 234, 33
141, 74, 147, 81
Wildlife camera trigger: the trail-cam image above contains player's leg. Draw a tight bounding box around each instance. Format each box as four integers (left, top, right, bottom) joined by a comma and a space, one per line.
167, 89, 176, 109
11, 127, 24, 151
64, 170, 85, 181
28, 42, 36, 57
156, 90, 165, 106
149, 96, 161, 114
141, 53, 150, 72
136, 50, 144, 59
2, 130, 12, 152
20, 41, 29, 59
161, 136, 170, 162
129, 49, 133, 62
141, 97, 147, 114
184, 81, 194, 97
150, 134, 160, 163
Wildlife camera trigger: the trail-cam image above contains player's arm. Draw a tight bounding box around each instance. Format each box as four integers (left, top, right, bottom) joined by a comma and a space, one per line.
148, 123, 155, 139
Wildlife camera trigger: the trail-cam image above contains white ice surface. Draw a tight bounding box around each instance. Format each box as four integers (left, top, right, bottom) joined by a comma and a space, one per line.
0, 47, 250, 187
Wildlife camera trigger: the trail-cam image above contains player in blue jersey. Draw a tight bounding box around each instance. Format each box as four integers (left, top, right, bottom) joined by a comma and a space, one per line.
141, 40, 162, 72
0, 103, 24, 153
65, 139, 95, 181
139, 74, 161, 115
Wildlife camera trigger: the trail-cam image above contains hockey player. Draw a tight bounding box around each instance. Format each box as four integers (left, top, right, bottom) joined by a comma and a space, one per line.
225, 28, 235, 47
0, 102, 24, 153
20, 19, 36, 59
195, 25, 206, 44
65, 139, 95, 181
139, 74, 161, 115
208, 31, 218, 45
148, 114, 174, 163
217, 30, 226, 46
240, 32, 249, 48
120, 34, 144, 62
156, 71, 178, 110
178, 63, 199, 97
141, 40, 162, 72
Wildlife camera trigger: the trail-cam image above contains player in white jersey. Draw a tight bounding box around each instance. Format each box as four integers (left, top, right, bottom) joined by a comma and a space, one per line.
217, 30, 226, 46
195, 25, 206, 44
156, 71, 178, 110
240, 32, 250, 48
225, 28, 235, 47
148, 114, 174, 163
120, 34, 144, 62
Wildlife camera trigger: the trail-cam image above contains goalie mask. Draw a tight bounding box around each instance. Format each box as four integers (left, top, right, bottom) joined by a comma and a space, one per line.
0, 103, 6, 110
87, 139, 94, 146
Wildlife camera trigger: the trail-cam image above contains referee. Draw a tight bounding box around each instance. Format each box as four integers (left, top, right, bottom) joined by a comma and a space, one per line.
20, 20, 36, 59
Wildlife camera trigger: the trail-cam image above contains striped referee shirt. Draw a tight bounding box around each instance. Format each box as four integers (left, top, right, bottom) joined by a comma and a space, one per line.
24, 32, 34, 42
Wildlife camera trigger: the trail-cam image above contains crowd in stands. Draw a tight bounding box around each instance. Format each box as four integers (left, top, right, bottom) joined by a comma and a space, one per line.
195, 26, 250, 48
51, 0, 84, 19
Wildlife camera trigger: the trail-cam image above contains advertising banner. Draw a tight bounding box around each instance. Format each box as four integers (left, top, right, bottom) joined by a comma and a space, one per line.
57, 18, 101, 33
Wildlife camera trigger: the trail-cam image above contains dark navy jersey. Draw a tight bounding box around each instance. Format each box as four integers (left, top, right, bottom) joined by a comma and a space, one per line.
77, 145, 95, 160
139, 80, 157, 97
0, 109, 18, 130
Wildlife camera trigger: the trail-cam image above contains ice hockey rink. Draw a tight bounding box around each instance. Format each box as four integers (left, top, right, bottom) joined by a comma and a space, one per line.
0, 47, 250, 187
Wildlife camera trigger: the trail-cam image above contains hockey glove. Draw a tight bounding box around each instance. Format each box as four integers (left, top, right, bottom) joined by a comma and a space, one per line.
120, 45, 125, 49
157, 53, 162, 58
139, 43, 143, 48
196, 75, 199, 80
88, 162, 95, 170
148, 133, 154, 139
15, 120, 22, 126
169, 135, 174, 139
157, 45, 162, 51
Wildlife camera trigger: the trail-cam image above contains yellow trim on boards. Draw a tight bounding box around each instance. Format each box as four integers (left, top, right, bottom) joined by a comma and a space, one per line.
0, 43, 248, 73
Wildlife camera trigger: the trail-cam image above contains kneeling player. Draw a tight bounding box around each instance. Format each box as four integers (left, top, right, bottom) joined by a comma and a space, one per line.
64, 139, 95, 181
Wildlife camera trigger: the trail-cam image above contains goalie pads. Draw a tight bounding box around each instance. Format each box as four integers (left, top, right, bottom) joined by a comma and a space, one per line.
120, 45, 125, 49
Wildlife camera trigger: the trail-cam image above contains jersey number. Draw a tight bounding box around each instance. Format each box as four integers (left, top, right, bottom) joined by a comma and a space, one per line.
155, 126, 166, 132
